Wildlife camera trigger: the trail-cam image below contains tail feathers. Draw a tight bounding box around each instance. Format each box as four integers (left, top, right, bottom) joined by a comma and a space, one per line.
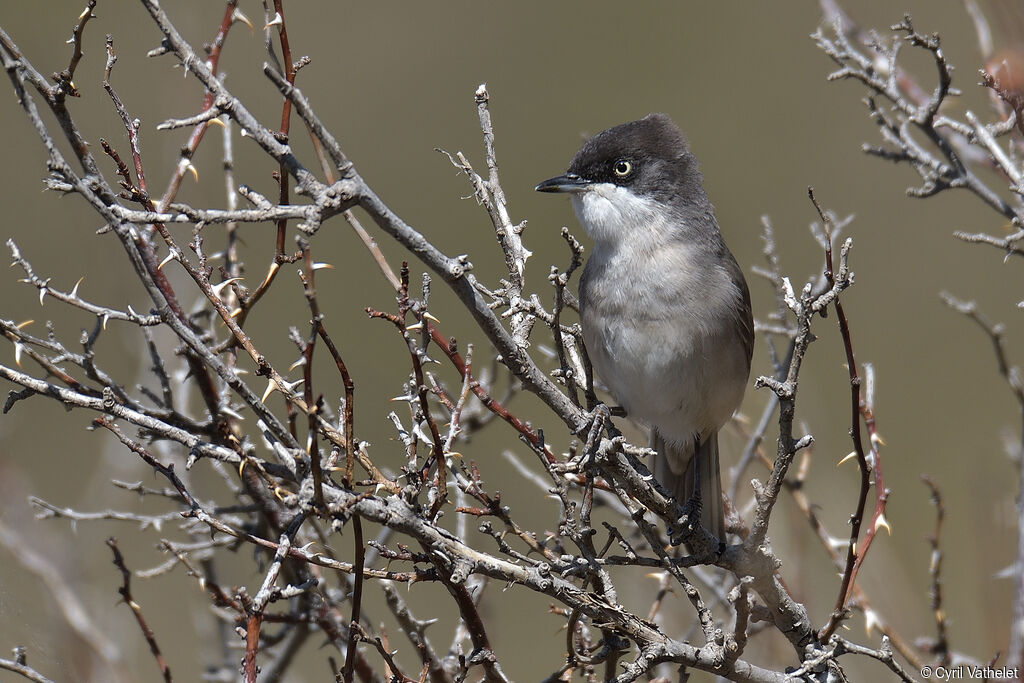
653, 431, 726, 541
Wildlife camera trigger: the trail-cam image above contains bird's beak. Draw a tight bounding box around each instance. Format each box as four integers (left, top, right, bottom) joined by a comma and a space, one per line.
535, 173, 591, 194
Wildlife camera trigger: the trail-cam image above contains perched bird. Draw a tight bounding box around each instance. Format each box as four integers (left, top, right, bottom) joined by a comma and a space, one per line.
536, 114, 753, 541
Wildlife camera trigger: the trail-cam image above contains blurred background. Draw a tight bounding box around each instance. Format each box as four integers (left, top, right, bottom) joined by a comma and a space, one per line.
1, 1, 1022, 680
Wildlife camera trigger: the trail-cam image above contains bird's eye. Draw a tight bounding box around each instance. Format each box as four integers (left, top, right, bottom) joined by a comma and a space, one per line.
612, 159, 632, 177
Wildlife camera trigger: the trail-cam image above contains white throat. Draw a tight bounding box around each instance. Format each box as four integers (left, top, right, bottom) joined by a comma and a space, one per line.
571, 183, 672, 255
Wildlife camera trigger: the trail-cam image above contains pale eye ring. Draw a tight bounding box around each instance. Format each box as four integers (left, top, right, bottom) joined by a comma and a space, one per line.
612, 159, 632, 177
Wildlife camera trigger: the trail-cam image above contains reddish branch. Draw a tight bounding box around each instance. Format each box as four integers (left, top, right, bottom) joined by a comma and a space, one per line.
297, 242, 326, 506
107, 538, 173, 682
811, 189, 889, 641
1, 2, 965, 679
318, 322, 356, 483
243, 612, 262, 682
154, 0, 241, 212
231, 0, 303, 328
436, 566, 507, 683
101, 36, 223, 421
341, 517, 365, 683
426, 321, 557, 464
735, 406, 925, 671
367, 263, 450, 512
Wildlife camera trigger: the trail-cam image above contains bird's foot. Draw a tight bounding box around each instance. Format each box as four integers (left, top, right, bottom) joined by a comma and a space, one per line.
668, 493, 703, 547
669, 496, 724, 559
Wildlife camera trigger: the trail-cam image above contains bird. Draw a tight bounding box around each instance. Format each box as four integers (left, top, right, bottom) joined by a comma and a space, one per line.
535, 113, 753, 542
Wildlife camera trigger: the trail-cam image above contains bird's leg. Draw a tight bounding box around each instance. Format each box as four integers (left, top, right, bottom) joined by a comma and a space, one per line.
669, 435, 708, 549
668, 499, 703, 547
670, 508, 722, 558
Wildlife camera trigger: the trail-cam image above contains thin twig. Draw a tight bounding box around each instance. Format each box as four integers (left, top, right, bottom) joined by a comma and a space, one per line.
106, 538, 173, 682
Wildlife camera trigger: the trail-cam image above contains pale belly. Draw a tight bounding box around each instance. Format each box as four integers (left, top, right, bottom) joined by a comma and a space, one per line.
569, 183, 751, 471
579, 259, 748, 452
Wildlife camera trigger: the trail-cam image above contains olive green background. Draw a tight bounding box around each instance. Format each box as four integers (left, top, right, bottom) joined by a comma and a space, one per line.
1, 1, 1021, 681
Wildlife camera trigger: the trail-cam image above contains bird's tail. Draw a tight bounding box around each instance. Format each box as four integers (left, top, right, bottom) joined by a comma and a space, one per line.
653, 431, 726, 541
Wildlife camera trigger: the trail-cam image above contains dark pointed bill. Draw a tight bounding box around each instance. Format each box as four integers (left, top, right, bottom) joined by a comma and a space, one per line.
534, 173, 592, 193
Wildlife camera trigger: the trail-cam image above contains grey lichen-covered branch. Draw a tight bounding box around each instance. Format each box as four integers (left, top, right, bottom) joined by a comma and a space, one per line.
818, 0, 1024, 674
0, 2, 971, 682
815, 7, 1024, 250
